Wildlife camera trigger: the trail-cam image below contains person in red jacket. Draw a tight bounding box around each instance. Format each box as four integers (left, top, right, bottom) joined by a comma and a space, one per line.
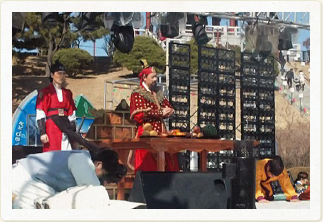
36, 61, 77, 152
130, 65, 180, 173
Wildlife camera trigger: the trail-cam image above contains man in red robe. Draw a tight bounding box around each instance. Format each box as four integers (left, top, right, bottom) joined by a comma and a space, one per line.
36, 62, 77, 152
130, 66, 180, 173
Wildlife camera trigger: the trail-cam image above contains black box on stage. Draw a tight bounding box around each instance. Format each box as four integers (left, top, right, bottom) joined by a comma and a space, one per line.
128, 171, 231, 209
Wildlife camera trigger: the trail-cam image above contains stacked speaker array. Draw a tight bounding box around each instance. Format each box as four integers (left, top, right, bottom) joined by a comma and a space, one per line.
240, 52, 276, 158
207, 151, 234, 171
168, 42, 191, 132
197, 46, 236, 170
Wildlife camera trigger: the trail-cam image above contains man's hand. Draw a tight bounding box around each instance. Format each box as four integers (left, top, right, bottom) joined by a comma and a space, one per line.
258, 199, 270, 203
162, 107, 173, 117
143, 107, 152, 112
40, 134, 49, 144
290, 198, 300, 202
167, 108, 174, 117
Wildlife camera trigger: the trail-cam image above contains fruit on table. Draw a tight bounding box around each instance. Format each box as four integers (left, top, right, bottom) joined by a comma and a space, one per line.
197, 132, 204, 138
143, 123, 153, 132
149, 130, 158, 136
193, 126, 201, 134
176, 132, 186, 136
142, 130, 150, 136
201, 124, 217, 138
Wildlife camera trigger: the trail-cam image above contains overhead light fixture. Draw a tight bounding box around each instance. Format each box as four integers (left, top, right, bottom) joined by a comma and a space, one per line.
81, 12, 100, 31
41, 12, 60, 28
245, 24, 279, 63
111, 25, 134, 53
188, 14, 209, 45
278, 27, 298, 51
104, 12, 135, 54
12, 12, 26, 36
160, 12, 185, 38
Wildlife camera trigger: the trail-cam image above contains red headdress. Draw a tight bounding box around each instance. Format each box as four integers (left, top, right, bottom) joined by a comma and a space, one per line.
138, 67, 155, 86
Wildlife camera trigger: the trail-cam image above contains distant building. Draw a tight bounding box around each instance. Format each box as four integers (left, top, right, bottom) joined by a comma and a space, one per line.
281, 44, 301, 62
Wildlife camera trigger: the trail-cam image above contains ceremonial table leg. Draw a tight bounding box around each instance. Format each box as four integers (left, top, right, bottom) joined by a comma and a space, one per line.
157, 151, 165, 171
117, 177, 125, 200
200, 150, 207, 172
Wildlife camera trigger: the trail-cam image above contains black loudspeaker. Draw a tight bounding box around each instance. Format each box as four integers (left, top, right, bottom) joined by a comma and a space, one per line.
231, 141, 256, 209
231, 157, 256, 209
128, 171, 231, 209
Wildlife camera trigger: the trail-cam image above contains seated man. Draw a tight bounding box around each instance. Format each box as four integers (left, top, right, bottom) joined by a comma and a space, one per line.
255, 155, 299, 203
12, 148, 125, 209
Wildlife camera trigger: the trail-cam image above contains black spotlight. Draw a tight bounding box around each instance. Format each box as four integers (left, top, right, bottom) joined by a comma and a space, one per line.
111, 25, 134, 53
81, 12, 100, 31
41, 12, 60, 28
251, 26, 273, 63
160, 12, 184, 38
12, 12, 26, 35
278, 27, 298, 51
191, 15, 209, 45
192, 22, 209, 45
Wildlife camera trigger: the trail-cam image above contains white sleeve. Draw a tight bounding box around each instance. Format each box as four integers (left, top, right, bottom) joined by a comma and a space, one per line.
36, 109, 46, 121
68, 110, 76, 122
68, 152, 101, 186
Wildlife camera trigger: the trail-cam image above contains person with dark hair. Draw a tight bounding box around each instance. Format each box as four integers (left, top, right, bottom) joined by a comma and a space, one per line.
36, 61, 77, 152
285, 68, 294, 88
12, 148, 124, 209
129, 63, 180, 173
255, 155, 299, 203
294, 171, 309, 194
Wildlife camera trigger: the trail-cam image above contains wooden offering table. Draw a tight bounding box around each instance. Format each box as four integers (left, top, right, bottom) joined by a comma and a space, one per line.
98, 137, 259, 200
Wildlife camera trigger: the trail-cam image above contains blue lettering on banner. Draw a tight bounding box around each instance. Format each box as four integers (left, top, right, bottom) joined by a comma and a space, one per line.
15, 121, 24, 145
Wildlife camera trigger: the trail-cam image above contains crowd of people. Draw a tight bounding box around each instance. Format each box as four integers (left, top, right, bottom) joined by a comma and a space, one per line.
283, 68, 307, 91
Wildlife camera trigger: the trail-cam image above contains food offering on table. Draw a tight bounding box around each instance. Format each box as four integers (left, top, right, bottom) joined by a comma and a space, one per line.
141, 123, 159, 137
167, 129, 189, 137
200, 124, 218, 139
140, 124, 193, 138
192, 126, 204, 138
160, 132, 169, 138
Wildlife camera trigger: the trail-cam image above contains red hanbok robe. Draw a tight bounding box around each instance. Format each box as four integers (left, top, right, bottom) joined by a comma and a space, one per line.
36, 84, 76, 152
130, 86, 180, 173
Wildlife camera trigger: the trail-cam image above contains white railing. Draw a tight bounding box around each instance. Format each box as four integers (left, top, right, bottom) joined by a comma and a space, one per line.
134, 24, 243, 51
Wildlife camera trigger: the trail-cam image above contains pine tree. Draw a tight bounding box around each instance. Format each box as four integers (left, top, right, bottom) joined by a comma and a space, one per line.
12, 12, 109, 77
113, 36, 166, 75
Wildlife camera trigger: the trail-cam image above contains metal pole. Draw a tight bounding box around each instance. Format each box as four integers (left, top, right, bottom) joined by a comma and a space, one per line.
165, 38, 170, 92
104, 80, 107, 110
